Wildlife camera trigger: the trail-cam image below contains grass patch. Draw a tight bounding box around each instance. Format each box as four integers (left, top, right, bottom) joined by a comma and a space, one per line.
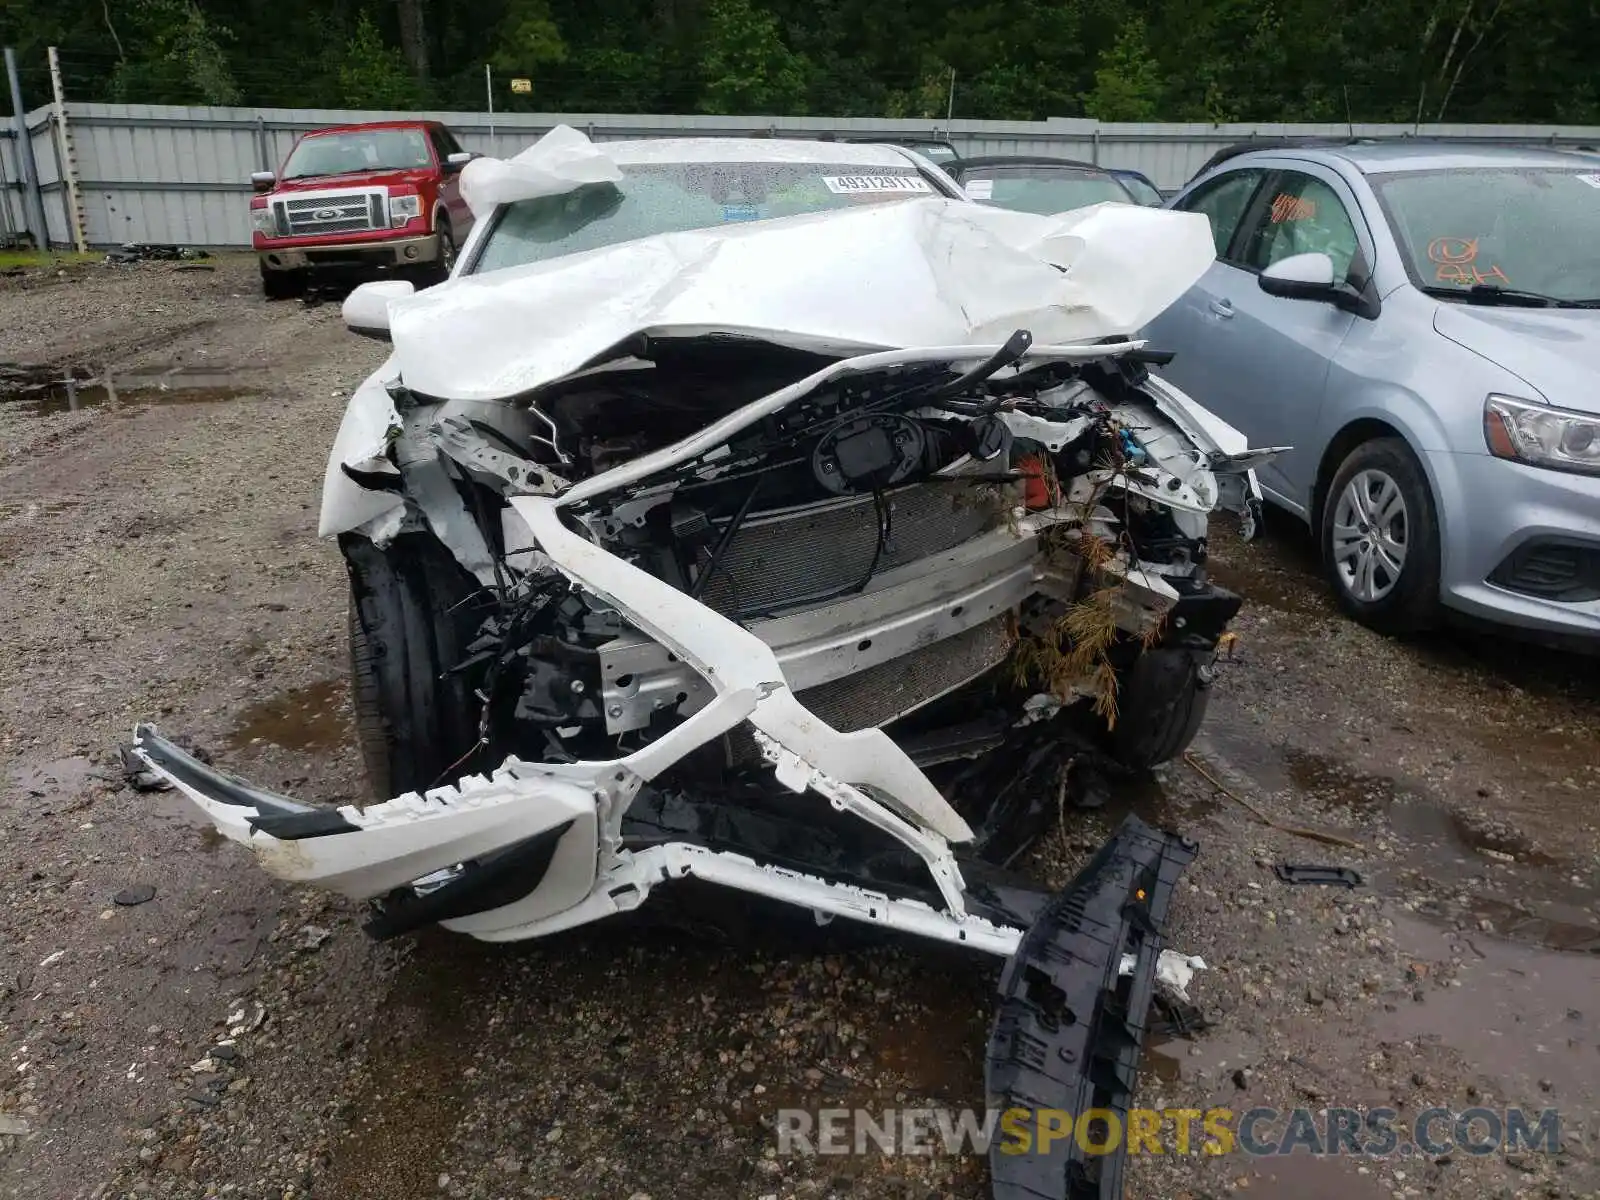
0, 249, 101, 270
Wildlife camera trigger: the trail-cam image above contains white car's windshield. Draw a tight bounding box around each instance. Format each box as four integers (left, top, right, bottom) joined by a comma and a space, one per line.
472, 161, 935, 274
1371, 166, 1600, 303
957, 166, 1131, 215
282, 130, 432, 180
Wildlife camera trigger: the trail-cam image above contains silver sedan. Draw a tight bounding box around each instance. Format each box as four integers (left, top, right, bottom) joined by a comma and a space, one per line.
1144, 141, 1600, 643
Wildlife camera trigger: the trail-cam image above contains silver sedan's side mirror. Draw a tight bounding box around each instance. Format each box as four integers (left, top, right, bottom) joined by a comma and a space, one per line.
1259, 251, 1336, 292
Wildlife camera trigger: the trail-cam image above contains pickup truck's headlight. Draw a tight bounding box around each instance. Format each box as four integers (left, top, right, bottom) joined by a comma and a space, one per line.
250, 207, 279, 237
389, 194, 423, 227
1484, 395, 1600, 477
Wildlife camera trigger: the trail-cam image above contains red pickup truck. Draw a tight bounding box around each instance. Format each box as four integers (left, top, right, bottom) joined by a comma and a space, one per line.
249, 120, 475, 299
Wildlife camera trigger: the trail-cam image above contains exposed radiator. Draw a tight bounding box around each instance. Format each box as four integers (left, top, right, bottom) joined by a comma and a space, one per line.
796, 615, 1014, 732
696, 482, 1000, 618
725, 615, 1015, 766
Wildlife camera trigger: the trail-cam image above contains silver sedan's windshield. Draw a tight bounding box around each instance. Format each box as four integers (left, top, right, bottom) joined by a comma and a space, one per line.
472, 161, 936, 275
1371, 167, 1600, 303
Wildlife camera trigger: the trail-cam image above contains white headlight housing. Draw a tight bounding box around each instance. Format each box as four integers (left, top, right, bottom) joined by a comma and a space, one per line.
389, 194, 423, 227
1484, 394, 1600, 477
250, 207, 280, 237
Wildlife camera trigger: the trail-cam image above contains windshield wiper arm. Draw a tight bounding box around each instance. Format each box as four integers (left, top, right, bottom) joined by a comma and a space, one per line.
1422, 284, 1600, 309
1469, 284, 1568, 307
284, 167, 400, 180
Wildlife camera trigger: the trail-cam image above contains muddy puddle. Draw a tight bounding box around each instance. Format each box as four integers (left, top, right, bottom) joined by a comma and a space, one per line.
0, 362, 254, 417
1206, 553, 1330, 618
1382, 911, 1600, 1103
225, 678, 351, 753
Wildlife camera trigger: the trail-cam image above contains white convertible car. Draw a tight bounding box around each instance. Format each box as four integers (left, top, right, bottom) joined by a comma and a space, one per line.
133, 129, 1275, 1198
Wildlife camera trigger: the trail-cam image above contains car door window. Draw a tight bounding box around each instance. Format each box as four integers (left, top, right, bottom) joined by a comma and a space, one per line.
1241, 172, 1360, 280
427, 128, 451, 165
1177, 169, 1266, 259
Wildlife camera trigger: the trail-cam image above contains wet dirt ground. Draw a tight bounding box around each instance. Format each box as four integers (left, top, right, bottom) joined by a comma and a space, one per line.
1, 260, 1596, 1200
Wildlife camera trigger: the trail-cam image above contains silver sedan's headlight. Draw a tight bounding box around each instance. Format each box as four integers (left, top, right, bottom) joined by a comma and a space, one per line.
389, 194, 423, 226
250, 207, 280, 237
1484, 394, 1600, 477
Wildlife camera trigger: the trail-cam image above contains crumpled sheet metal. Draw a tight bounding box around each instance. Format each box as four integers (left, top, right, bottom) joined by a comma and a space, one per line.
458, 124, 625, 216
386, 188, 1216, 402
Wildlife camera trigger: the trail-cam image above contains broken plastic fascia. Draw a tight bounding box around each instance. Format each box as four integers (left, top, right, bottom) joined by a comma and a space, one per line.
1140, 372, 1276, 524
449, 840, 1025, 956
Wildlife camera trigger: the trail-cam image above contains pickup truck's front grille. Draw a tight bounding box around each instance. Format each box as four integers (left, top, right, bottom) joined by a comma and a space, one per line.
273, 190, 386, 237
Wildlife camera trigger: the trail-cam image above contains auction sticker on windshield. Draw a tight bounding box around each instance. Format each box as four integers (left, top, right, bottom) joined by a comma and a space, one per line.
823, 175, 932, 194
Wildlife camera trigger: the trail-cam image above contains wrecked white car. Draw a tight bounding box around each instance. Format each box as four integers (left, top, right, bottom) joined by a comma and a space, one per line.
134, 131, 1277, 1197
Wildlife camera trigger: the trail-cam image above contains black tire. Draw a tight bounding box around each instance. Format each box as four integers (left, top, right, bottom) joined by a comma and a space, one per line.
1109, 647, 1213, 769
343, 533, 487, 800
415, 222, 456, 288
260, 264, 304, 301
1319, 437, 1440, 635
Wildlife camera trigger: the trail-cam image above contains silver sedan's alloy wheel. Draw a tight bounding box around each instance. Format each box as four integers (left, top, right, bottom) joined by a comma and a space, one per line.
1331, 468, 1408, 603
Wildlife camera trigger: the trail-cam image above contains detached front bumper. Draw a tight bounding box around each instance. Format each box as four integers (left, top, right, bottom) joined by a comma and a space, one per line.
258, 234, 438, 273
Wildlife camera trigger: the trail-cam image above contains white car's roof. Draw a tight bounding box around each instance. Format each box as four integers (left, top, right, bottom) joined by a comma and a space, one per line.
596, 137, 918, 168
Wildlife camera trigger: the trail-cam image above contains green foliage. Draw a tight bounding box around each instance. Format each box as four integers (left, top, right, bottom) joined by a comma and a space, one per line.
337, 14, 426, 110
488, 0, 568, 100
697, 0, 807, 114
1083, 16, 1160, 121
3, 0, 1599, 123
103, 0, 241, 105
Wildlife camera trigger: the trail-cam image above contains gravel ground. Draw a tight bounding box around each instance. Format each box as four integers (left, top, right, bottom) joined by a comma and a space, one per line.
1, 260, 1597, 1200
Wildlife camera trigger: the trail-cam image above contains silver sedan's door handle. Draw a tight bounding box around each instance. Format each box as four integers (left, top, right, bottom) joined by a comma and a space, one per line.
1209, 298, 1235, 319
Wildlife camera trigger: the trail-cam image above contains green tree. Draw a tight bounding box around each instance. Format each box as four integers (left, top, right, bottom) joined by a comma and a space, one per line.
489, 0, 568, 106
104, 0, 240, 105
697, 0, 807, 114
1083, 16, 1161, 121
337, 13, 426, 109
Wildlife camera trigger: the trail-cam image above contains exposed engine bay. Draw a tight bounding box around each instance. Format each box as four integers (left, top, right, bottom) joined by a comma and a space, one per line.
389, 330, 1256, 789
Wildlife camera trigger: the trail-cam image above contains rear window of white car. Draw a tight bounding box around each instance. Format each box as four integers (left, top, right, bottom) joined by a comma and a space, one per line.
473, 162, 936, 274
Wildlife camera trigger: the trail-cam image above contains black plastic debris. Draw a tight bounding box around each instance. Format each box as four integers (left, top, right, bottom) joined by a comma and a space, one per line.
1273, 864, 1362, 888
986, 815, 1196, 1200
104, 244, 212, 264
113, 884, 157, 906
1148, 991, 1210, 1039
120, 735, 212, 793
119, 743, 172, 792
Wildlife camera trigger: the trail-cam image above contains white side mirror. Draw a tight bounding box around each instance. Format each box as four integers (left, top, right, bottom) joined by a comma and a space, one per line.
250, 170, 276, 193
342, 280, 415, 341
1260, 251, 1335, 287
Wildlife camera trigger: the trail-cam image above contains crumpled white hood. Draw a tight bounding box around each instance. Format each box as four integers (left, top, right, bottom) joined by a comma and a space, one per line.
388, 196, 1216, 401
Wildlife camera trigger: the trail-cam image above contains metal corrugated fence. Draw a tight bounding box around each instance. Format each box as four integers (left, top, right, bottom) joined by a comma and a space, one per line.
6, 103, 1600, 248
